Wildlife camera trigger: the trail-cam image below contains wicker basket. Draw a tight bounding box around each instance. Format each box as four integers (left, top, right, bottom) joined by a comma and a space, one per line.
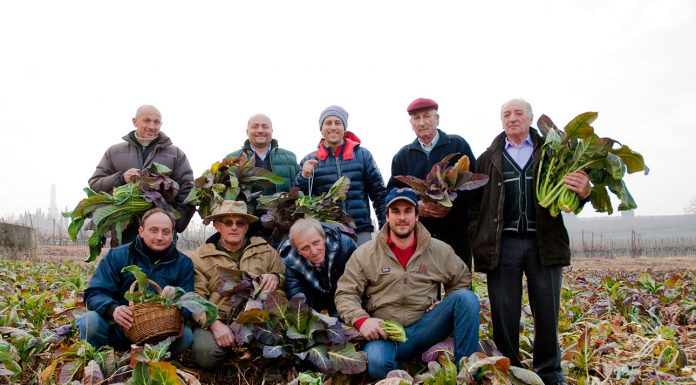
124, 279, 182, 345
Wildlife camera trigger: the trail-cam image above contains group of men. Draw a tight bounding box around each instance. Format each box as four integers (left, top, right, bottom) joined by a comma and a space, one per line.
77, 98, 590, 385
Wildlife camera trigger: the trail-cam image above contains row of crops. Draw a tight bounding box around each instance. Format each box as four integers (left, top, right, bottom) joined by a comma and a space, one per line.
0, 258, 694, 384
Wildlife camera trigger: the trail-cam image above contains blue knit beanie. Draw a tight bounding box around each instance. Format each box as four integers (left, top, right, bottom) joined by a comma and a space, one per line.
319, 105, 348, 130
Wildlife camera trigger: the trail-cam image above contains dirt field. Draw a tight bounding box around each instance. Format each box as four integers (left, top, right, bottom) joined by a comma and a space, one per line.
569, 255, 696, 271
34, 245, 696, 272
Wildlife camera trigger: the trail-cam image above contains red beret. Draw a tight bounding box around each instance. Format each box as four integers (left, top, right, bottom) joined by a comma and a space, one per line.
407, 98, 438, 114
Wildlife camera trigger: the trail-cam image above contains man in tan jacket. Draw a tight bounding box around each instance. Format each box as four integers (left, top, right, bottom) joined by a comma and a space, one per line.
188, 200, 285, 369
335, 188, 480, 380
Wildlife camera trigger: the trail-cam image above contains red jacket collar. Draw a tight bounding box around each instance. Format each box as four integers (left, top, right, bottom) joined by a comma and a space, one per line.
316, 131, 361, 161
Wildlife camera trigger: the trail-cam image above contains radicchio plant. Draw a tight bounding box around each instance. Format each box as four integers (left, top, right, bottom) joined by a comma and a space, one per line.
394, 153, 489, 207
216, 270, 367, 375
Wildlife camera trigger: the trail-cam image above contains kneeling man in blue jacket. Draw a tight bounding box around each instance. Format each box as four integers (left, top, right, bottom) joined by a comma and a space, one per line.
77, 208, 194, 353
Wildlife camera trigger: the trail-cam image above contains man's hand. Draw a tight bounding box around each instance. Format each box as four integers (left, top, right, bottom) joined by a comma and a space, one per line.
123, 168, 140, 183
113, 305, 134, 330
419, 201, 451, 218
301, 160, 319, 178
259, 273, 279, 292
210, 320, 236, 348
564, 171, 591, 199
359, 318, 388, 341
426, 300, 441, 312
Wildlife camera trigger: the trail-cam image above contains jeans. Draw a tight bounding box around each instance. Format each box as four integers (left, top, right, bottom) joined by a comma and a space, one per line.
76, 310, 193, 354
363, 289, 479, 379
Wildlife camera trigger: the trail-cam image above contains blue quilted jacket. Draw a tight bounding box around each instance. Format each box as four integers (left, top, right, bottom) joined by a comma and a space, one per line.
84, 238, 195, 321
296, 131, 386, 233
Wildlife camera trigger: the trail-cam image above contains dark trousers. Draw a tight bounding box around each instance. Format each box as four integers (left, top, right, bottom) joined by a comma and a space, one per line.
486, 235, 563, 385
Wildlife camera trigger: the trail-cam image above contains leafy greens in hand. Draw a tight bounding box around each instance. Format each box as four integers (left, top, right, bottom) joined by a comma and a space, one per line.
535, 112, 648, 217
63, 163, 181, 262
394, 153, 489, 207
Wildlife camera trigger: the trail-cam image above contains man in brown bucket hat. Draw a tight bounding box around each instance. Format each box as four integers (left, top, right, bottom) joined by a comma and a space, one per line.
189, 200, 285, 369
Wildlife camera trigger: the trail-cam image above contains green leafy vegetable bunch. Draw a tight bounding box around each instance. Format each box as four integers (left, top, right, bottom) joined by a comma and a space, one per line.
257, 176, 355, 241
63, 163, 181, 262
122, 265, 218, 328
536, 112, 648, 217
185, 153, 285, 219
394, 153, 490, 207
381, 319, 407, 343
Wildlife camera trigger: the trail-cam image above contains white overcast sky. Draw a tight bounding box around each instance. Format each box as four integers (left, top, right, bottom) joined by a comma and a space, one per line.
1, 0, 694, 221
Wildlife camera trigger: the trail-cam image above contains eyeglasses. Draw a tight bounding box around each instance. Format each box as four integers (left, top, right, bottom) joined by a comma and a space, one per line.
218, 219, 248, 228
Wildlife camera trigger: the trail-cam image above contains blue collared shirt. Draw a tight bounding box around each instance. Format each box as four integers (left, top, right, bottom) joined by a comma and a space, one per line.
504, 135, 533, 168
418, 130, 440, 154
253, 145, 272, 161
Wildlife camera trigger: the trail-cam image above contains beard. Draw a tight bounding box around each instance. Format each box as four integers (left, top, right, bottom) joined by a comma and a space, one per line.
390, 222, 415, 239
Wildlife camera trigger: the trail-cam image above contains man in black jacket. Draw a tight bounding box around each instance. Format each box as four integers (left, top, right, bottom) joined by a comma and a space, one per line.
387, 98, 476, 268
469, 98, 590, 385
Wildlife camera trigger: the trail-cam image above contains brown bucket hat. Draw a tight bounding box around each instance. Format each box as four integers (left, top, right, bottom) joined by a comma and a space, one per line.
203, 200, 259, 225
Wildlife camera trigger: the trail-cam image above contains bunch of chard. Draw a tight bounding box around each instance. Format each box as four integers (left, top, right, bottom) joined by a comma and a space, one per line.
381, 320, 407, 343
536, 112, 648, 217
63, 163, 181, 262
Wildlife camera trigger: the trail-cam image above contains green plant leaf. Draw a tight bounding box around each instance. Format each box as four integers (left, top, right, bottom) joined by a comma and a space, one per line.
287, 295, 310, 334
603, 152, 625, 180
563, 111, 597, 141
327, 344, 368, 375
590, 184, 614, 214
265, 291, 290, 320
132, 361, 181, 385
236, 309, 270, 324
146, 162, 173, 176
174, 292, 218, 327
326, 176, 351, 201
67, 217, 86, 241
121, 265, 149, 298
536, 114, 558, 136
307, 345, 333, 373
611, 144, 647, 174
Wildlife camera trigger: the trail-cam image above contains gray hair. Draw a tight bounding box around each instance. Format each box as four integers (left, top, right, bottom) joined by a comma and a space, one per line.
135, 105, 161, 118
500, 98, 533, 118
288, 218, 325, 249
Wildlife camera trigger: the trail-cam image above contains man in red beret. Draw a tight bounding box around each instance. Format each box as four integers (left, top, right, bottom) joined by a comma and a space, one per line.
386, 98, 477, 269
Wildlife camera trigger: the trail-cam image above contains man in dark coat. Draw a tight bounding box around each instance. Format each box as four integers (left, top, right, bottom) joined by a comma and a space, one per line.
469, 98, 590, 385
278, 218, 356, 317
89, 105, 195, 244
76, 208, 194, 353
387, 98, 476, 268
297, 105, 387, 245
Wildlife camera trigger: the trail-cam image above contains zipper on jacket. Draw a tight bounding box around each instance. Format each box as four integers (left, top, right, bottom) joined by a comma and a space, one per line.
335, 155, 347, 212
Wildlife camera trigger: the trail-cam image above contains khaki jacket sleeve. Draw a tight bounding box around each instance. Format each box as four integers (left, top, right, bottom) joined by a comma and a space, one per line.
266, 247, 286, 289
442, 246, 473, 295
334, 251, 370, 326
242, 241, 287, 290
191, 253, 230, 323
